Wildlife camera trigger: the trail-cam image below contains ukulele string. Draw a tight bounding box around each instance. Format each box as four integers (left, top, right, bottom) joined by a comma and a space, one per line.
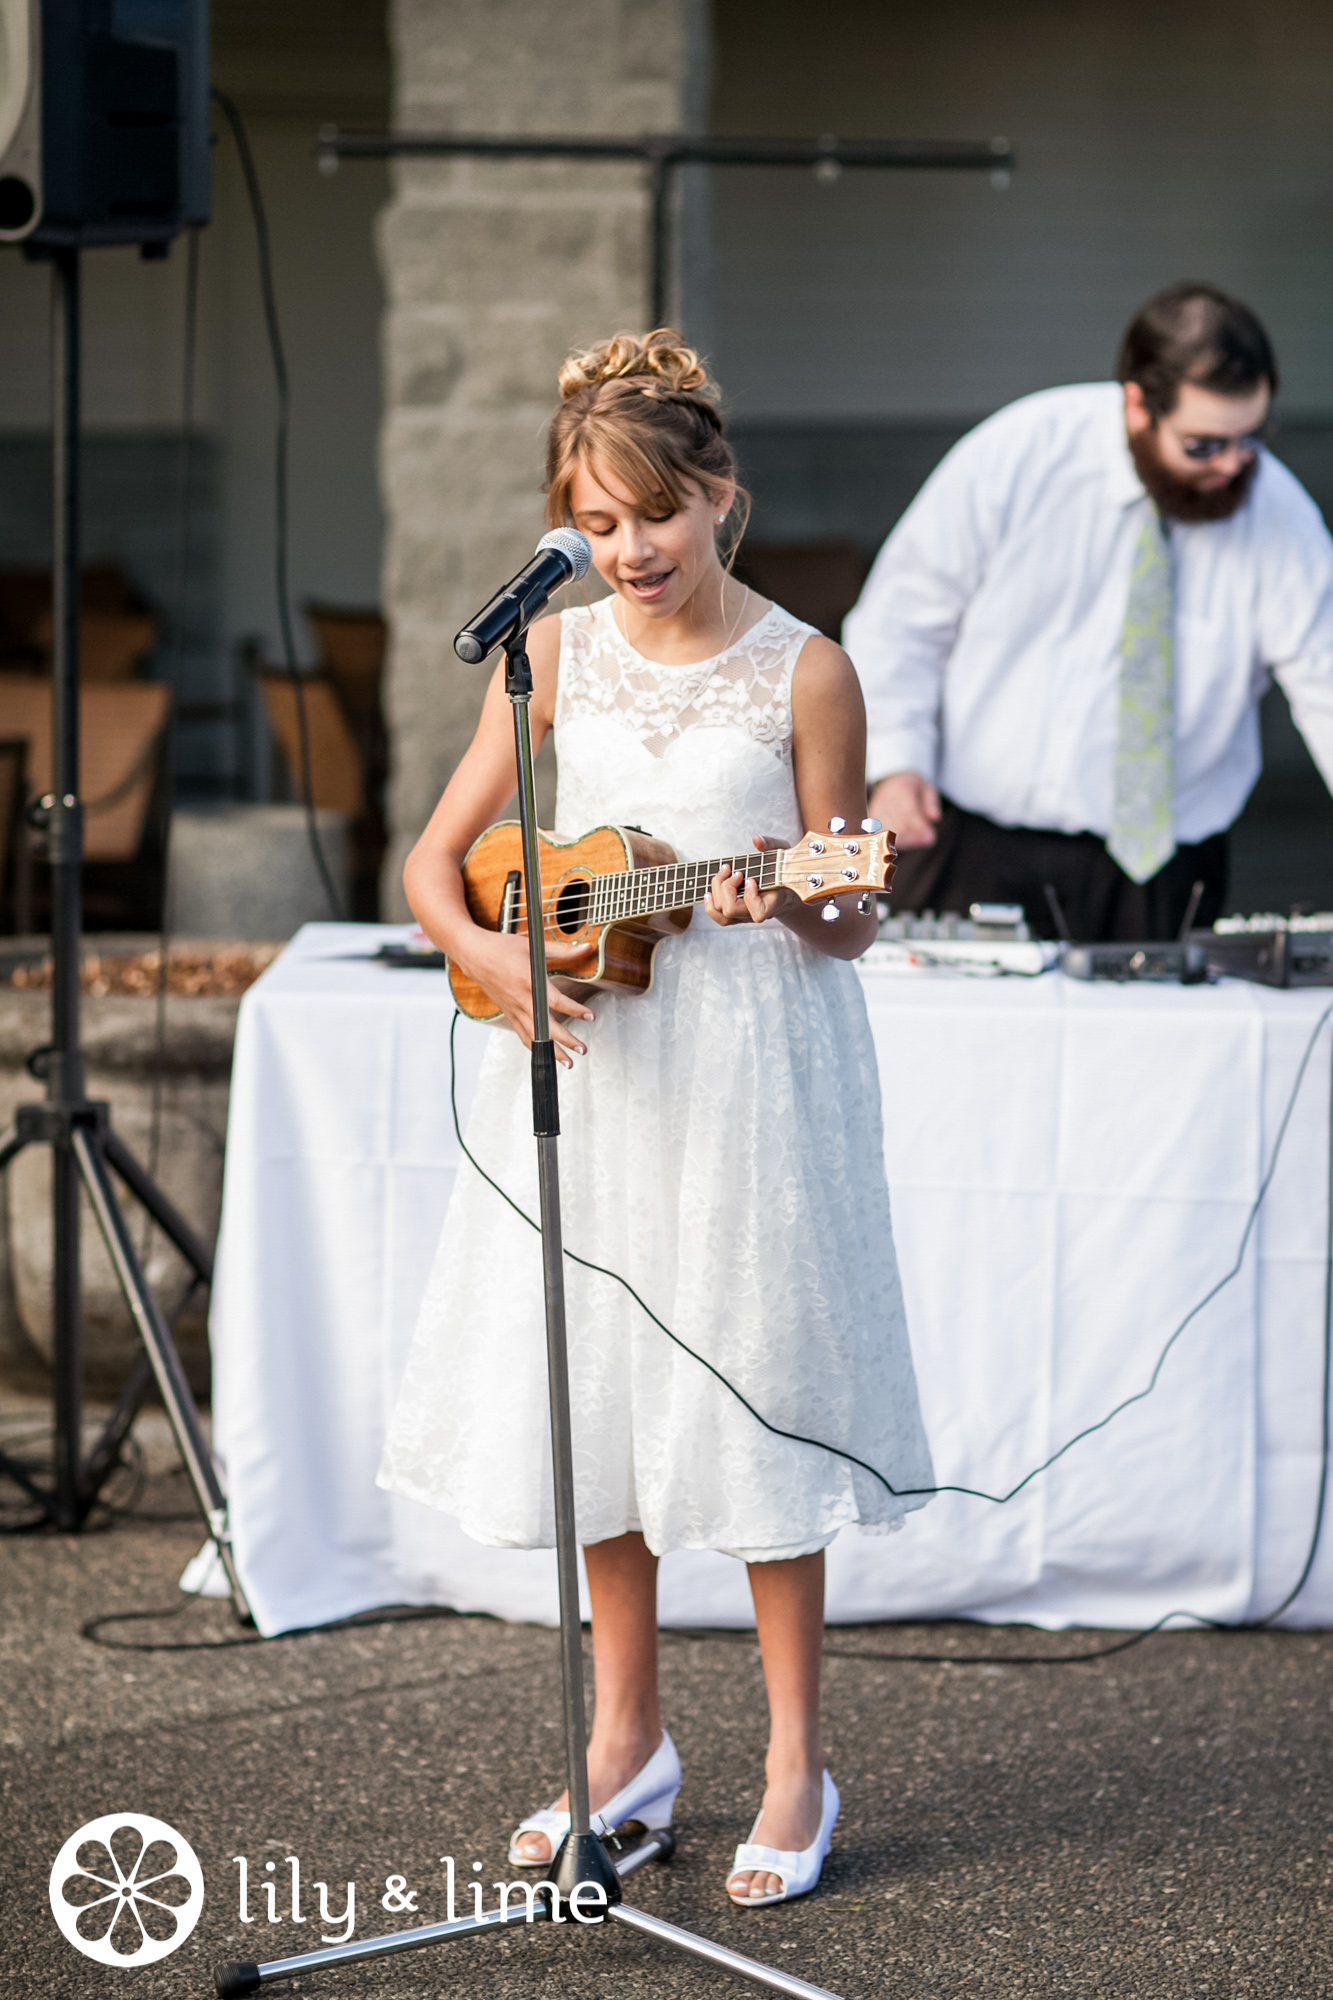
504, 851, 787, 928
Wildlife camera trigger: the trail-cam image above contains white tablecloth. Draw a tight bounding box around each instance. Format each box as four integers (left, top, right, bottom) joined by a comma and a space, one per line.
210, 924, 1333, 1637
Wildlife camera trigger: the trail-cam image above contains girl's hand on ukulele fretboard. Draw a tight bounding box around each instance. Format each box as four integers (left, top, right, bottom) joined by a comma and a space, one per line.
705, 835, 793, 928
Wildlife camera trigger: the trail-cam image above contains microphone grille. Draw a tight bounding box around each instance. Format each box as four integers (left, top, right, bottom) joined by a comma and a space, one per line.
536, 528, 592, 581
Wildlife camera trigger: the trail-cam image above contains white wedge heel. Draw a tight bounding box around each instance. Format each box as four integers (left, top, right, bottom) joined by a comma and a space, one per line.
726, 1770, 840, 1908
507, 1729, 682, 1868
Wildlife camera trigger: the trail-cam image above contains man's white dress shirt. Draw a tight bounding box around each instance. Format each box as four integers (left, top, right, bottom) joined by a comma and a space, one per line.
843, 382, 1333, 843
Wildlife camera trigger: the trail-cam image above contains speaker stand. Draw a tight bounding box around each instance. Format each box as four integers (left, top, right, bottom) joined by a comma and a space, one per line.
0, 246, 249, 1625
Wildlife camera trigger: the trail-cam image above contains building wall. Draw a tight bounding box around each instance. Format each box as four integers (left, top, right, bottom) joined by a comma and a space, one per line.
377, 0, 711, 915
708, 0, 1333, 574
707, 0, 1333, 422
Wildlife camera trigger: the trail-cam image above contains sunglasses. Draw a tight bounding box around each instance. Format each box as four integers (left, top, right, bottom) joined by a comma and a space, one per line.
1164, 417, 1276, 462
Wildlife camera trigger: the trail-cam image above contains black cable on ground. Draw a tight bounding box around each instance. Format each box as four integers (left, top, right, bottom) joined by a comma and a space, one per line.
210, 87, 342, 920
82, 1598, 462, 1653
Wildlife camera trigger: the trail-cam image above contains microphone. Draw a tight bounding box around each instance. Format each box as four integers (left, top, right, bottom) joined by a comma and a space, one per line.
454, 529, 592, 663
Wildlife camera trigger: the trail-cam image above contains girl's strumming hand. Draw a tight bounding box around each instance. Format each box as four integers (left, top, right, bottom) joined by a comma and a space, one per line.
464, 929, 597, 1064
705, 835, 794, 928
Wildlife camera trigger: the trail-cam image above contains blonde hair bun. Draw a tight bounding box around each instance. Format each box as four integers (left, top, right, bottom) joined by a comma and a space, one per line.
545, 326, 747, 550
558, 328, 714, 404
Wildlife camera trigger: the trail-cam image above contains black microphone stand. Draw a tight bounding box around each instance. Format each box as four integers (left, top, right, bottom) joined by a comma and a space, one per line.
0, 248, 250, 1623
214, 625, 844, 1998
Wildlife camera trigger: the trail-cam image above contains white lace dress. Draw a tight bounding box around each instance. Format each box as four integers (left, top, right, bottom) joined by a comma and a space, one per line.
378, 596, 934, 1560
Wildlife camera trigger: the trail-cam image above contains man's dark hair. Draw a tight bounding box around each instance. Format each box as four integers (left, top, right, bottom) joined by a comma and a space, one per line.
1116, 283, 1278, 418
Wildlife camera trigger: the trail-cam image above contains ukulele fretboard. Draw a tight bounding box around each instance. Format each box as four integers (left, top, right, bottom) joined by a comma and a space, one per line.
587, 850, 784, 925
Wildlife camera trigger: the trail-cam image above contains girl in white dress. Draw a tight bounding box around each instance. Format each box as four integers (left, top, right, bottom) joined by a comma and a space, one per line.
379, 330, 933, 1906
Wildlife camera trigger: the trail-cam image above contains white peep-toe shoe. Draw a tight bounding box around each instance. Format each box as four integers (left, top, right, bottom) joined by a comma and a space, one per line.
727, 1771, 840, 1908
507, 1729, 682, 1869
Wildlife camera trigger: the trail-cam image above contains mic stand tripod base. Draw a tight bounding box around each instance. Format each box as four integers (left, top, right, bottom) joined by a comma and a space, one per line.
553, 1826, 622, 1905
214, 1830, 843, 2000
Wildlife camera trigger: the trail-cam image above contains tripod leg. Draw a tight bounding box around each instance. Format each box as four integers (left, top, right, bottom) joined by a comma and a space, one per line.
53, 1132, 82, 1527
72, 1125, 253, 1624
0, 1123, 27, 1172
103, 1128, 214, 1282
82, 1351, 154, 1502
0, 1443, 54, 1511
609, 1904, 844, 2000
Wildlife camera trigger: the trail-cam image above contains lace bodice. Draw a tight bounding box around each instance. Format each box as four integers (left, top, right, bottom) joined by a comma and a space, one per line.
553, 595, 819, 863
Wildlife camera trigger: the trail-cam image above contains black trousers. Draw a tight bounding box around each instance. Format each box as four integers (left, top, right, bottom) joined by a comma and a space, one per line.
889, 799, 1229, 944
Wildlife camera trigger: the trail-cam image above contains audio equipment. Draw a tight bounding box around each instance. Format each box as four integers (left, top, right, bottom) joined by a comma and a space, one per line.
0, 0, 209, 249
1063, 942, 1207, 983
448, 817, 896, 1021
1192, 916, 1333, 989
454, 529, 592, 664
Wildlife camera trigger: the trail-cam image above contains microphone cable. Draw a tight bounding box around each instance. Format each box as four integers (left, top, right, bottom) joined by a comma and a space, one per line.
446, 998, 1333, 1656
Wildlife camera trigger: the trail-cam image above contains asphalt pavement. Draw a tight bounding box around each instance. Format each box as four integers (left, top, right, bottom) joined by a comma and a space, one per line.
1, 1420, 1329, 2000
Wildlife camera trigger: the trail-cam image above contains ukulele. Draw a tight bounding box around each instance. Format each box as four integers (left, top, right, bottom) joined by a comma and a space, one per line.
449, 818, 896, 1022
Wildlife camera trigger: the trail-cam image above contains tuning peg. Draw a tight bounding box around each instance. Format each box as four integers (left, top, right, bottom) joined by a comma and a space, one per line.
828, 816, 847, 833
821, 903, 841, 922
861, 817, 882, 834
856, 894, 871, 913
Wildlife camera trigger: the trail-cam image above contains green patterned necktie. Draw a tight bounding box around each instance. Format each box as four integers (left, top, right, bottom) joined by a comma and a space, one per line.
1108, 505, 1176, 884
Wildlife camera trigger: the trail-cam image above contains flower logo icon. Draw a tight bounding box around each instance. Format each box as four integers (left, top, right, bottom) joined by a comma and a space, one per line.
49, 1812, 205, 1965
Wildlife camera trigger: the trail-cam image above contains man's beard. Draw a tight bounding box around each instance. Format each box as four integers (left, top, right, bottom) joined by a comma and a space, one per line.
1128, 428, 1258, 523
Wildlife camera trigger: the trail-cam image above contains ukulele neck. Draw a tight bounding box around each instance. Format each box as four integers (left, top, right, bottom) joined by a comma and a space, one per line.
590, 849, 784, 925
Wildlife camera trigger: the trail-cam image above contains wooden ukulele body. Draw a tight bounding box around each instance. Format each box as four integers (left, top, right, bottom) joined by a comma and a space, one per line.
449, 821, 689, 1023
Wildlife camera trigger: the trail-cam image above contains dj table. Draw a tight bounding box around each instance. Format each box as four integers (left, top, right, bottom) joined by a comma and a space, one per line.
207, 925, 1333, 1637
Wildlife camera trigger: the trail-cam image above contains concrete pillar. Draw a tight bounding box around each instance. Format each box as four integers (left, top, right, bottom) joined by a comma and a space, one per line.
377, 0, 712, 917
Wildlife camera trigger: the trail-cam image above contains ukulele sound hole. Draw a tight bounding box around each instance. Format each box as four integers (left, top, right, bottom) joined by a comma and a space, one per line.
555, 878, 591, 934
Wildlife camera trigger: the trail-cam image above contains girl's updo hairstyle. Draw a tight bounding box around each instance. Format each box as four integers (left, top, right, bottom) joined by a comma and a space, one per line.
545, 329, 749, 558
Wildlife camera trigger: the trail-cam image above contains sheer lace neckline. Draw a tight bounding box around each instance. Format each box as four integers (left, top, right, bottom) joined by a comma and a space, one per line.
557, 593, 814, 761
603, 594, 782, 673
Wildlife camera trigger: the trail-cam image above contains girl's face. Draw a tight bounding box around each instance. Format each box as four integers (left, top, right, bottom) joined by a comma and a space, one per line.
566, 457, 734, 624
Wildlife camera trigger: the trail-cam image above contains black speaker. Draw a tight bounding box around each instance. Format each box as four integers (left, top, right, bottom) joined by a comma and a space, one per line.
0, 0, 209, 248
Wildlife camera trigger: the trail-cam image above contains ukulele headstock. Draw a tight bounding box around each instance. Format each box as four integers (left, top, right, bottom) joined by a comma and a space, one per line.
779, 821, 897, 905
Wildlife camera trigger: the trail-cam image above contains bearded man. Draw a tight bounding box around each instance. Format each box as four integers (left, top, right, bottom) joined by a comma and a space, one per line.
844, 284, 1333, 941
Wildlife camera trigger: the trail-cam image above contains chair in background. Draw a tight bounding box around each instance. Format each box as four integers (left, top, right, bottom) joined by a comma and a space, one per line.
0, 564, 160, 680
256, 603, 388, 919
306, 603, 387, 920
0, 677, 172, 930
730, 539, 870, 640
257, 671, 364, 820
305, 603, 386, 728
